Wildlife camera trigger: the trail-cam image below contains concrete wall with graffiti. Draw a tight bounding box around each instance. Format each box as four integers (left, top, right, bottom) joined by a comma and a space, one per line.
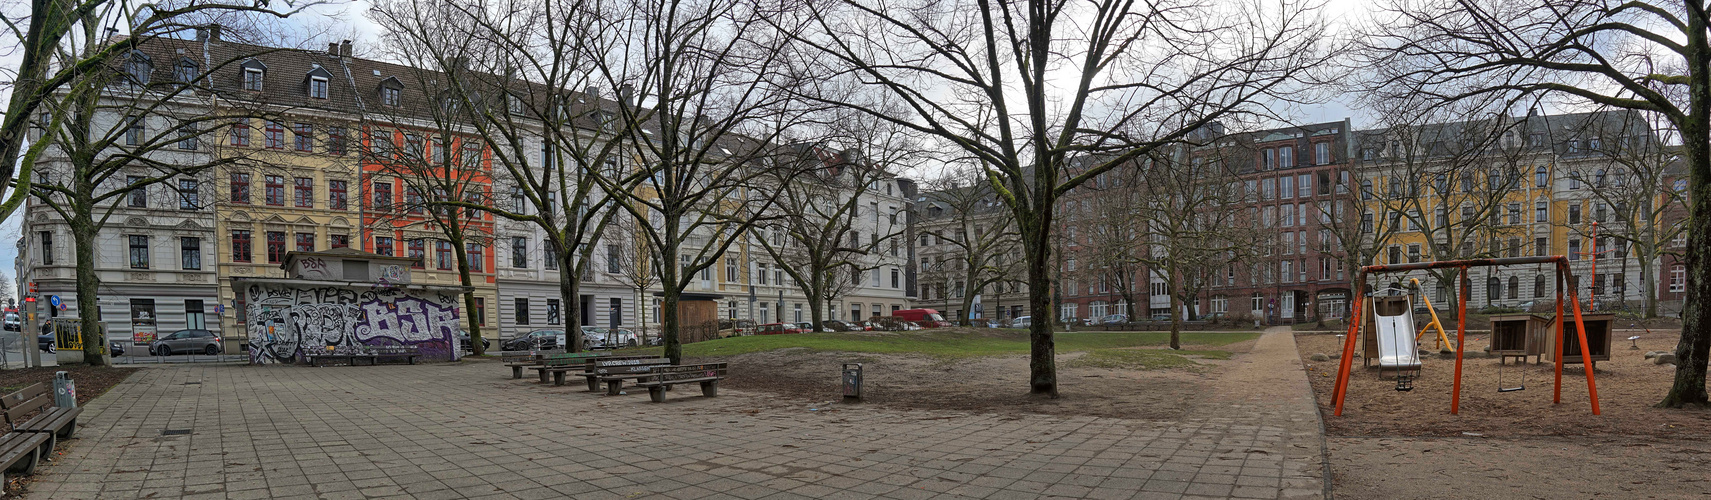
244, 282, 460, 364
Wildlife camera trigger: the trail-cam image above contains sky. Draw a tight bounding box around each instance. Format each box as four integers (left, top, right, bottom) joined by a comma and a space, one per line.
0, 0, 1375, 289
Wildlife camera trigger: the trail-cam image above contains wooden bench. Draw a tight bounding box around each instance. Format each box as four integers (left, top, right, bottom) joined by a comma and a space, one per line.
0, 432, 48, 493
501, 350, 566, 379
0, 383, 81, 457
306, 345, 421, 366
635, 363, 728, 403
546, 355, 655, 388
593, 357, 674, 395
526, 352, 611, 383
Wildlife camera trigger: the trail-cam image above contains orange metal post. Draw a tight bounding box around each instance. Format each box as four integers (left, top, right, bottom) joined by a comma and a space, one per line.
1567, 283, 1603, 415
1331, 280, 1365, 416
1450, 266, 1468, 415
1554, 264, 1566, 404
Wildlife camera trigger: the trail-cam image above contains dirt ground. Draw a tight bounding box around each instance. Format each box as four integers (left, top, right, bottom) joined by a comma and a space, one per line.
696, 338, 1256, 419
1297, 331, 1711, 499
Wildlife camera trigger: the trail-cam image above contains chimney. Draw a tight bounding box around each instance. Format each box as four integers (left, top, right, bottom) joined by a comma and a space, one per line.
585, 86, 600, 100
339, 40, 352, 57
618, 83, 634, 106
196, 27, 209, 41
208, 24, 222, 42
329, 42, 340, 56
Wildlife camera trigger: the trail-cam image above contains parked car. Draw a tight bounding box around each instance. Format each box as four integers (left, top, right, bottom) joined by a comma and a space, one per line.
110, 341, 125, 357
500, 329, 567, 351
819, 320, 865, 332
148, 329, 223, 356
756, 323, 808, 335
36, 333, 54, 353
717, 319, 755, 338
1012, 316, 1032, 329
1098, 314, 1130, 325
893, 308, 953, 328
594, 328, 639, 349
3, 312, 19, 332
458, 329, 492, 353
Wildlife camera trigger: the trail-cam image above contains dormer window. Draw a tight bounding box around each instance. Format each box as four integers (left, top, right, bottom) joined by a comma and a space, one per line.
304, 66, 332, 99
124, 51, 152, 87
175, 59, 198, 83
507, 94, 523, 115
240, 59, 267, 91
378, 77, 404, 107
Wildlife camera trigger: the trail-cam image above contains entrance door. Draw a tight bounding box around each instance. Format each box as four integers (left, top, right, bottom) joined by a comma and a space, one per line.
580, 295, 593, 326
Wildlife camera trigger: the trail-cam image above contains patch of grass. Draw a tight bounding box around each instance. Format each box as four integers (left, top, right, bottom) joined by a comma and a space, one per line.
1066, 349, 1222, 370
613, 329, 1258, 359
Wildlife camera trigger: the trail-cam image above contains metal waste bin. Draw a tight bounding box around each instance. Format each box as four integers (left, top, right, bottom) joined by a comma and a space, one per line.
54, 371, 76, 408
842, 363, 863, 402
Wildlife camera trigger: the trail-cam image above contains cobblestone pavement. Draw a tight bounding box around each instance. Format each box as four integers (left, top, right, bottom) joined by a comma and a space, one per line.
25, 328, 1324, 499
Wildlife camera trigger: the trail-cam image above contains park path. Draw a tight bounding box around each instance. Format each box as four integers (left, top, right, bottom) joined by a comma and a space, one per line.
20, 330, 1325, 500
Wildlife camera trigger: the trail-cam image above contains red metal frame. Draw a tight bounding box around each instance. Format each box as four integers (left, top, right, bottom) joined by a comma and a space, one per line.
1329, 255, 1601, 416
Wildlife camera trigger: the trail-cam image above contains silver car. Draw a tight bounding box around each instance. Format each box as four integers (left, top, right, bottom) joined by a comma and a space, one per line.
149, 329, 223, 356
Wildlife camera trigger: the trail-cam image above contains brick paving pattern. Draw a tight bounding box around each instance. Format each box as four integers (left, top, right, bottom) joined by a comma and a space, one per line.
24, 329, 1323, 499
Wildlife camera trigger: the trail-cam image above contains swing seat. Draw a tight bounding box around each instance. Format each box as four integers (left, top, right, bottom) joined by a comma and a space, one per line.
1395, 374, 1415, 392
1498, 385, 1525, 393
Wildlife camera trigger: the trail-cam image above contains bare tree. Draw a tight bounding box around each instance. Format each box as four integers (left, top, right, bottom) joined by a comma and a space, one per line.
788, 0, 1332, 396
0, 0, 309, 221
916, 167, 1021, 325
605, 215, 659, 343
29, 30, 262, 365
1577, 121, 1687, 318
1362, 0, 1711, 407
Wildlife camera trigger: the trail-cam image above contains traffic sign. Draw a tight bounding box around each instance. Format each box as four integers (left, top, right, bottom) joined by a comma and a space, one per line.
48, 295, 60, 308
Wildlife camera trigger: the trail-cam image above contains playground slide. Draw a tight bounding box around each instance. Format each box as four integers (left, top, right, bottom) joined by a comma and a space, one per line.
1373, 306, 1422, 371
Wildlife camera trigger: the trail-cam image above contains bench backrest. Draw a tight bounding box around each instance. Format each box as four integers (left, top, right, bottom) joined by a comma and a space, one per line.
646, 363, 729, 382
373, 345, 418, 355
592, 357, 671, 374
0, 384, 51, 425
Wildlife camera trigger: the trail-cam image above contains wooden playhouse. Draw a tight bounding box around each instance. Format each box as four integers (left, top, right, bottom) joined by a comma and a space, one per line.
1488, 313, 1550, 364
1546, 312, 1615, 365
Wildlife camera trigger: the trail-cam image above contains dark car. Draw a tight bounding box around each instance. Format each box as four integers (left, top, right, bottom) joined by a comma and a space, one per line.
110, 341, 125, 357
37, 333, 54, 353
148, 329, 223, 356
819, 320, 863, 332
458, 329, 492, 353
500, 330, 566, 351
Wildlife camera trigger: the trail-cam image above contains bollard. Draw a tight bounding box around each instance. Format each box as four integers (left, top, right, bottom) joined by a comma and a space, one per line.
53, 371, 76, 408
842, 363, 863, 402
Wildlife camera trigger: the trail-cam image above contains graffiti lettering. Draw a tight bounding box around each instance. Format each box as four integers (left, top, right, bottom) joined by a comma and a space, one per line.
246, 283, 459, 364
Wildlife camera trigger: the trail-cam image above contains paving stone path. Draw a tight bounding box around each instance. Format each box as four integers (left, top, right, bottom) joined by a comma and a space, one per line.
25, 328, 1324, 499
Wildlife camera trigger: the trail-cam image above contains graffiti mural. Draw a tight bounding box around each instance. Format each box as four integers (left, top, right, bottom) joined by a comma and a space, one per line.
246, 283, 461, 364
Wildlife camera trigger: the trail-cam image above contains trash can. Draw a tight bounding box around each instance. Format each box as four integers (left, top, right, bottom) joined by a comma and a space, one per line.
53, 371, 76, 408
842, 363, 862, 402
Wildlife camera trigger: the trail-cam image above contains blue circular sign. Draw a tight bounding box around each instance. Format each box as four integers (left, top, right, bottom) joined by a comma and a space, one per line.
48, 295, 61, 308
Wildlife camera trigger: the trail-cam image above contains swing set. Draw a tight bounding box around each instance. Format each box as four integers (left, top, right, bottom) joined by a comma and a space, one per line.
1330, 255, 1602, 416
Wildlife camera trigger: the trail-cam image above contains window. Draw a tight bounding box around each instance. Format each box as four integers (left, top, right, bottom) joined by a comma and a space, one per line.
373, 181, 392, 210
406, 239, 424, 268
1594, 202, 1607, 223
243, 67, 264, 91
515, 298, 531, 325
296, 232, 315, 253
381, 86, 401, 106
175, 60, 198, 83
436, 240, 453, 270
757, 263, 769, 285
231, 230, 252, 262
294, 177, 312, 207
467, 243, 483, 271
1507, 203, 1520, 225
328, 127, 346, 155
124, 116, 144, 145
263, 175, 284, 206
265, 232, 286, 263
891, 268, 900, 288
229, 119, 250, 147
373, 236, 393, 257
1535, 166, 1547, 187
176, 237, 200, 270
1568, 239, 1581, 260
176, 121, 198, 150
328, 180, 347, 210
1408, 244, 1420, 263
127, 176, 147, 207
473, 297, 486, 326
406, 134, 425, 161
264, 121, 284, 149
544, 244, 558, 270
1535, 237, 1547, 257
547, 299, 561, 325
1535, 200, 1548, 223
293, 123, 313, 152
608, 245, 622, 274
406, 188, 423, 214
726, 259, 737, 282
178, 179, 199, 210
309, 76, 328, 99
1671, 265, 1686, 292
1361, 212, 1373, 233
39, 232, 52, 266
1314, 142, 1330, 165
1568, 204, 1581, 224
320, 234, 344, 250
1281, 175, 1296, 199
125, 235, 149, 269
1388, 245, 1402, 264
1262, 149, 1275, 169
512, 237, 528, 268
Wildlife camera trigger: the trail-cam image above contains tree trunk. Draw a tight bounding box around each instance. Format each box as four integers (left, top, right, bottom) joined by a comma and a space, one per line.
70, 210, 107, 366
1167, 264, 1181, 350
447, 225, 485, 356
1663, 47, 1711, 406
559, 241, 583, 352
1639, 250, 1658, 319
661, 232, 683, 365
1022, 213, 1057, 397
